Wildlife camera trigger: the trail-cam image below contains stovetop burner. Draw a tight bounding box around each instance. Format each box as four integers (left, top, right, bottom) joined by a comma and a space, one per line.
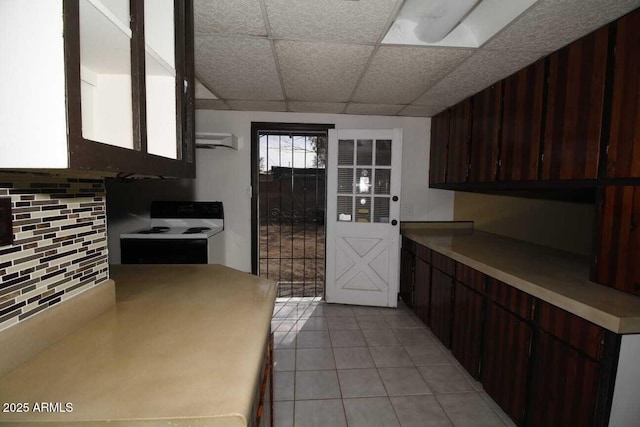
120, 202, 224, 241
183, 227, 212, 234
138, 226, 170, 234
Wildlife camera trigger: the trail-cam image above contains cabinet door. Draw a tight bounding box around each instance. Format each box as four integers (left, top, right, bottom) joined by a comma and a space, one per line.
414, 257, 431, 326
447, 99, 472, 184
430, 268, 454, 348
542, 25, 609, 180
400, 248, 415, 307
606, 9, 640, 178
451, 282, 484, 379
429, 110, 450, 185
64, 0, 195, 178
482, 302, 532, 426
500, 60, 545, 182
529, 331, 599, 427
470, 83, 502, 183
594, 186, 640, 296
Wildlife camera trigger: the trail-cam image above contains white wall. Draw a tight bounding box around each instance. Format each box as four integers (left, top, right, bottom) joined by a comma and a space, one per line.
454, 192, 595, 256
106, 110, 453, 270
609, 334, 640, 427
192, 110, 453, 272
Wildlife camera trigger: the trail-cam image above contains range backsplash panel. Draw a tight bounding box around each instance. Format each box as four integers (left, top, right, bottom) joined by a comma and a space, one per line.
0, 174, 108, 331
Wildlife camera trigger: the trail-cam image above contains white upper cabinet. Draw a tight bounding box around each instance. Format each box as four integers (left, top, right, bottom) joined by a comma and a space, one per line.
0, 0, 195, 177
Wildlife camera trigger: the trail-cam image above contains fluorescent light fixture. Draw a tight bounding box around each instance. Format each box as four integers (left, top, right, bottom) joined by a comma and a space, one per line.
413, 0, 480, 43
383, 0, 539, 48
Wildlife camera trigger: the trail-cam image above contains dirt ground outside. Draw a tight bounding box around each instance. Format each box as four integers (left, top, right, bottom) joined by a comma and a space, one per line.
259, 224, 325, 298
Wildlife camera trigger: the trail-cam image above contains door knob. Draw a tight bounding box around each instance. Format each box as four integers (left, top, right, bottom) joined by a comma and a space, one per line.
391, 220, 398, 226
392, 196, 399, 202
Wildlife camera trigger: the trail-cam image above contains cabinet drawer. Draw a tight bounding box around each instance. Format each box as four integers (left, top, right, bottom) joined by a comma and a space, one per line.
455, 263, 485, 294
431, 251, 455, 276
487, 278, 534, 319
536, 300, 604, 360
415, 244, 431, 263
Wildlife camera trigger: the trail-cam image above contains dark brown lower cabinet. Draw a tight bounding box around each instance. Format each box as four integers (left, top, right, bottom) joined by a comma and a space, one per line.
451, 282, 484, 379
401, 236, 622, 427
529, 331, 599, 427
413, 257, 431, 326
253, 333, 274, 427
430, 268, 454, 348
482, 302, 532, 426
400, 247, 415, 306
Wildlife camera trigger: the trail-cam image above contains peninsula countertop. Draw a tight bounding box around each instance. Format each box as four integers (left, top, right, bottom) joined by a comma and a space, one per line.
401, 225, 640, 334
0, 264, 277, 426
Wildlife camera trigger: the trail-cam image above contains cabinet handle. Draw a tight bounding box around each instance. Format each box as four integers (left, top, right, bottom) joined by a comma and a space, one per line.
184, 79, 189, 94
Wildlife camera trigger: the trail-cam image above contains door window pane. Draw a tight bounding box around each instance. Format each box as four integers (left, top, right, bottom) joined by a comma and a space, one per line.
355, 197, 371, 222
338, 140, 354, 165
374, 169, 391, 195
356, 140, 373, 166
375, 140, 392, 166
355, 168, 372, 194
338, 168, 353, 193
374, 197, 390, 223
337, 196, 353, 221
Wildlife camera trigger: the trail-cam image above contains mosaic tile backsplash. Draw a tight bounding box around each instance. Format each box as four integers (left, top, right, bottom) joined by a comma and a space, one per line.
0, 174, 108, 331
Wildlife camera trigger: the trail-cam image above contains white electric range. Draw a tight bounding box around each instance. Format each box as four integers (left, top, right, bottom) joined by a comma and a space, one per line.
120, 201, 224, 264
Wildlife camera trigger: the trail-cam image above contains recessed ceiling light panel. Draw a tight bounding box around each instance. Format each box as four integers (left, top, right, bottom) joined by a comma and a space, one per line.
383, 0, 538, 48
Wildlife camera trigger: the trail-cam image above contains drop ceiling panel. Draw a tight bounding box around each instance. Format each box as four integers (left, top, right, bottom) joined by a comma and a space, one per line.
352, 46, 474, 104
288, 102, 347, 114
345, 103, 405, 116
276, 41, 374, 102
195, 79, 218, 99
226, 100, 288, 112
413, 49, 544, 107
398, 105, 447, 117
195, 99, 230, 110
194, 0, 266, 36
264, 0, 399, 43
195, 36, 284, 100
484, 0, 640, 52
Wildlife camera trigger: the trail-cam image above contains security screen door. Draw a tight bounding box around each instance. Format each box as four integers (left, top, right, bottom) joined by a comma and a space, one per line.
325, 129, 402, 307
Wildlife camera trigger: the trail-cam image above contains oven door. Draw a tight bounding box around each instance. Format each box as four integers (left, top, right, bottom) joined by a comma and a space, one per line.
121, 239, 208, 264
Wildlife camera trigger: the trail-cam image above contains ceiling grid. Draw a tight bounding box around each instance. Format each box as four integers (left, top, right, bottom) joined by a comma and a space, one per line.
193, 0, 640, 117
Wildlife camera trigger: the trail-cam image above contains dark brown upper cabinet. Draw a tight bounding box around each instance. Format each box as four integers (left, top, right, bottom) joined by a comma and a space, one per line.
606, 9, 640, 179
500, 60, 546, 182
470, 83, 502, 183
447, 99, 473, 184
429, 110, 450, 185
542, 25, 609, 181
594, 186, 640, 296
0, 0, 195, 178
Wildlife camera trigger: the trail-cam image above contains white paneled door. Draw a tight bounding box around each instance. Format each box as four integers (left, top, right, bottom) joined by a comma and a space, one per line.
325, 129, 402, 307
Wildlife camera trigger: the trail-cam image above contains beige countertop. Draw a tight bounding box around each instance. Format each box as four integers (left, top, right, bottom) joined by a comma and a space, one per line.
402, 225, 640, 334
0, 264, 277, 426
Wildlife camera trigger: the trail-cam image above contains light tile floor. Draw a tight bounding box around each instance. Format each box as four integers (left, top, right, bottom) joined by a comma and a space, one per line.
272, 298, 517, 427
